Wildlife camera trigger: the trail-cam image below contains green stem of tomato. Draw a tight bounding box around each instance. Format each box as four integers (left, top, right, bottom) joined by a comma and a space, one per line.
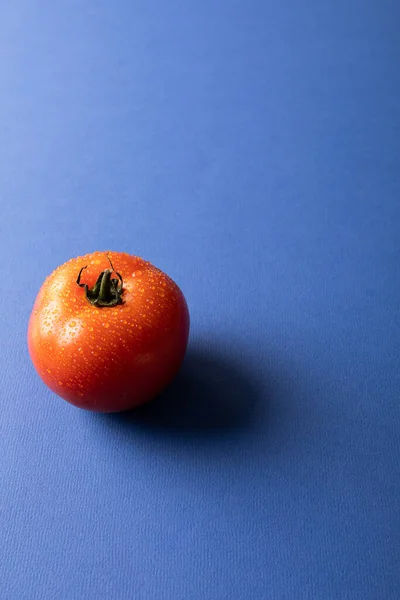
76, 254, 124, 307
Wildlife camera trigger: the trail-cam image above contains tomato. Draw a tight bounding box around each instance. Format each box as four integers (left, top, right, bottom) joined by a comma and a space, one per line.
28, 252, 190, 412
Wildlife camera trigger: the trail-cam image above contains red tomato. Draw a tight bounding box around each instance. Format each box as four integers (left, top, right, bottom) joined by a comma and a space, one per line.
28, 252, 190, 412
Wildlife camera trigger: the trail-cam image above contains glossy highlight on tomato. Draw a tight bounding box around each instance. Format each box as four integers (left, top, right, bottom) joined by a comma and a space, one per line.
28, 252, 190, 412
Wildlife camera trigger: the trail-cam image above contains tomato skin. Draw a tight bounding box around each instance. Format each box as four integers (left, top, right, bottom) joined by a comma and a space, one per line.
28, 252, 190, 412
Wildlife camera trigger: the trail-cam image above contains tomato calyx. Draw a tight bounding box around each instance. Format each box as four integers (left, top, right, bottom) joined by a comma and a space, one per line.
76, 254, 124, 307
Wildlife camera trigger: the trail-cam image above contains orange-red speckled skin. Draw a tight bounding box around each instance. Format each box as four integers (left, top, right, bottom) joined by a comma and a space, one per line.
28, 252, 190, 412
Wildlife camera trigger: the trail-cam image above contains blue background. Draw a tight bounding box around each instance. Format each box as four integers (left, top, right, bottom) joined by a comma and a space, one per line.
1, 1, 399, 599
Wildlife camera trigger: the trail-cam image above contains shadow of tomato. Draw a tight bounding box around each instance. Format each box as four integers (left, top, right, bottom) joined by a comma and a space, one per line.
107, 344, 261, 435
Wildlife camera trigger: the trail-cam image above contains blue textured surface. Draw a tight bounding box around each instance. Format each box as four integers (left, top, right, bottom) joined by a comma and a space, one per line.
1, 2, 399, 599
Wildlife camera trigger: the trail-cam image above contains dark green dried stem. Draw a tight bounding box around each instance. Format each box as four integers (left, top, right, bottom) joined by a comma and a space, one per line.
76, 254, 123, 307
